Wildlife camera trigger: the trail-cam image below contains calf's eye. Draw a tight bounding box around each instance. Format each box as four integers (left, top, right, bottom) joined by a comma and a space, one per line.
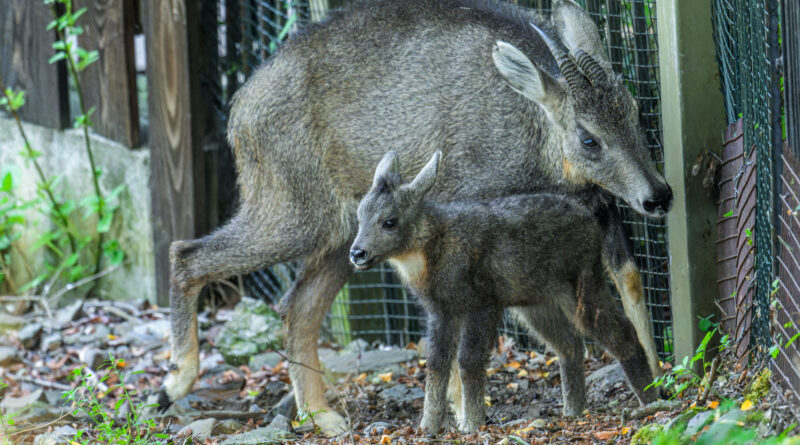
382, 219, 397, 229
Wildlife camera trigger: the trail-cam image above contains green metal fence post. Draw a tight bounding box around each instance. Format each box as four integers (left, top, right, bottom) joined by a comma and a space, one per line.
657, 0, 726, 363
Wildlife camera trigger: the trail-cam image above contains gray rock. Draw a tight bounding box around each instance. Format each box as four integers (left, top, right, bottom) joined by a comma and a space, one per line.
40, 332, 62, 352
364, 421, 396, 437
342, 339, 370, 355
1, 388, 44, 414
587, 363, 626, 389
271, 390, 297, 419
215, 419, 244, 435
321, 349, 417, 375
530, 418, 547, 428
18, 323, 43, 349
55, 300, 83, 327
180, 418, 218, 441
44, 390, 68, 407
216, 297, 283, 366
201, 352, 225, 371
220, 427, 295, 444
249, 351, 282, 370
0, 346, 21, 366
0, 313, 25, 333
268, 413, 291, 431
130, 319, 171, 342
79, 346, 106, 370
33, 425, 76, 445
378, 383, 425, 403
684, 410, 715, 436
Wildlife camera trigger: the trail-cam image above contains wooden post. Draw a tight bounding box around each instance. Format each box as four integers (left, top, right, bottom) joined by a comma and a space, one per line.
76, 0, 140, 147
658, 0, 726, 362
0, 0, 69, 129
143, 0, 217, 305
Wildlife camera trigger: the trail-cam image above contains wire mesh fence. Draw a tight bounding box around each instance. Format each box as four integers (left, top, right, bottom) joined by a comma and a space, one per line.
711, 0, 782, 360
212, 0, 673, 359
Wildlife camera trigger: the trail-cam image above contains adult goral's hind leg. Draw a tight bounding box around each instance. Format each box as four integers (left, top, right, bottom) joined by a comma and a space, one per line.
158, 212, 319, 410
281, 249, 353, 436
601, 204, 662, 378
511, 306, 586, 417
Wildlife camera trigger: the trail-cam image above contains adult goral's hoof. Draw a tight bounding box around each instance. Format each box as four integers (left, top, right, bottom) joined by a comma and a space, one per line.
314, 410, 349, 437
156, 389, 173, 413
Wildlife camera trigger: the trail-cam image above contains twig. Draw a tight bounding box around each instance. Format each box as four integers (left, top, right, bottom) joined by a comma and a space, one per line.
186, 410, 267, 420
0, 410, 73, 439
102, 305, 139, 324
45, 262, 123, 304
272, 350, 323, 375
17, 376, 71, 391
698, 357, 720, 405
621, 399, 684, 422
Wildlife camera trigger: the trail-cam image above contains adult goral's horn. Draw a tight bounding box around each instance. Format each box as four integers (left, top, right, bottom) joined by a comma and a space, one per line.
573, 49, 608, 85
530, 21, 582, 92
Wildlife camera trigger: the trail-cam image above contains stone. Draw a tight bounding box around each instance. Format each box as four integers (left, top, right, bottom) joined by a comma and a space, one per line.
530, 418, 547, 428
180, 418, 218, 441
586, 363, 626, 389
130, 319, 171, 342
378, 383, 424, 403
0, 313, 24, 333
55, 300, 83, 327
44, 390, 68, 407
216, 298, 284, 366
364, 421, 396, 437
321, 349, 417, 375
18, 323, 42, 349
33, 426, 76, 445
268, 413, 291, 431
0, 346, 21, 366
79, 346, 105, 370
684, 410, 715, 436
215, 419, 244, 435
271, 390, 297, 419
1, 388, 44, 414
200, 352, 225, 371
249, 351, 282, 370
220, 427, 295, 444
342, 339, 370, 355
40, 332, 62, 352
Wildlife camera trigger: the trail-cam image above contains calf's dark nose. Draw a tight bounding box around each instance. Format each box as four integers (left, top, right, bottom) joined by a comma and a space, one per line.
643, 185, 673, 214
350, 248, 367, 263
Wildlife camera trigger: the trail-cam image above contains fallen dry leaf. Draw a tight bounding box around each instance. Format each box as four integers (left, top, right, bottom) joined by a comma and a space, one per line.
354, 372, 367, 383
378, 372, 393, 383
545, 357, 559, 366
741, 399, 754, 411
593, 430, 618, 440
517, 369, 528, 378
708, 400, 719, 409
507, 361, 521, 370
379, 434, 392, 444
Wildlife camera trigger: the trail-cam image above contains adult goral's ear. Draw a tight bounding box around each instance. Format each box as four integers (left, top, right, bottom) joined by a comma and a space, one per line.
551, 0, 611, 73
372, 150, 401, 191
405, 151, 441, 198
493, 41, 561, 105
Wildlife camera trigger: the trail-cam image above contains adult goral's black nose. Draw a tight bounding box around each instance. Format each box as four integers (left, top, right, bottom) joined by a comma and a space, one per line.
350, 248, 367, 263
643, 185, 673, 214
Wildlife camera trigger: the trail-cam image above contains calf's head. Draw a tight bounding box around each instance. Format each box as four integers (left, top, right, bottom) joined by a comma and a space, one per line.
350, 150, 440, 270
492, 0, 672, 217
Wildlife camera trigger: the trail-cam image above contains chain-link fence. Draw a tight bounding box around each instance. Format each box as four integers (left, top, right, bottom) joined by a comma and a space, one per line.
211, 0, 673, 359
712, 0, 782, 359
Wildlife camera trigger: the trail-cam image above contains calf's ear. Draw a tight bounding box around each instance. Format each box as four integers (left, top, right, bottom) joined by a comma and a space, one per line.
372, 150, 401, 192
404, 151, 441, 199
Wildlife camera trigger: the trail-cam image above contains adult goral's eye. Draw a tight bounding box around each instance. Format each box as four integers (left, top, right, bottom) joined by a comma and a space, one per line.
382, 219, 397, 229
582, 137, 599, 149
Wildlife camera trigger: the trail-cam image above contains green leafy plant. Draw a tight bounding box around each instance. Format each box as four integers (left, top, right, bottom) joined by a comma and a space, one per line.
646, 315, 729, 399
62, 354, 168, 444
0, 380, 17, 440
293, 403, 325, 434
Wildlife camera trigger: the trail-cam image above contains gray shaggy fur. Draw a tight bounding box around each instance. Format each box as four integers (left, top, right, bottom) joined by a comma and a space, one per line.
351, 151, 655, 432
158, 0, 670, 432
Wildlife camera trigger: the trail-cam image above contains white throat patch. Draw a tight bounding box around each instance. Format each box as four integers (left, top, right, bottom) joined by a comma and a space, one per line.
389, 250, 427, 290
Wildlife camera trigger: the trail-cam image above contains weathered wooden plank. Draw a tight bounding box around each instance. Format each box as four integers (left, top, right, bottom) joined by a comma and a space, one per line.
0, 0, 69, 129
784, 0, 800, 158
143, 0, 212, 305
76, 0, 140, 147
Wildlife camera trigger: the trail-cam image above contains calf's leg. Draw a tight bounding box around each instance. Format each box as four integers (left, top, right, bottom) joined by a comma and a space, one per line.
457, 308, 500, 432
421, 311, 458, 433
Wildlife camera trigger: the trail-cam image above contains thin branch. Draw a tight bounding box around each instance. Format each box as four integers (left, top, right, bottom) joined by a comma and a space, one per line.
45, 262, 123, 305
0, 410, 73, 439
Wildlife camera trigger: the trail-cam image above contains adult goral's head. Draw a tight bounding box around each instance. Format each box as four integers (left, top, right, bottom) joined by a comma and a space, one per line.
492, 0, 672, 217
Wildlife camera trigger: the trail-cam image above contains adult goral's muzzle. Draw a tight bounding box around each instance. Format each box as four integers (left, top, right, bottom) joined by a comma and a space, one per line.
642, 184, 673, 215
